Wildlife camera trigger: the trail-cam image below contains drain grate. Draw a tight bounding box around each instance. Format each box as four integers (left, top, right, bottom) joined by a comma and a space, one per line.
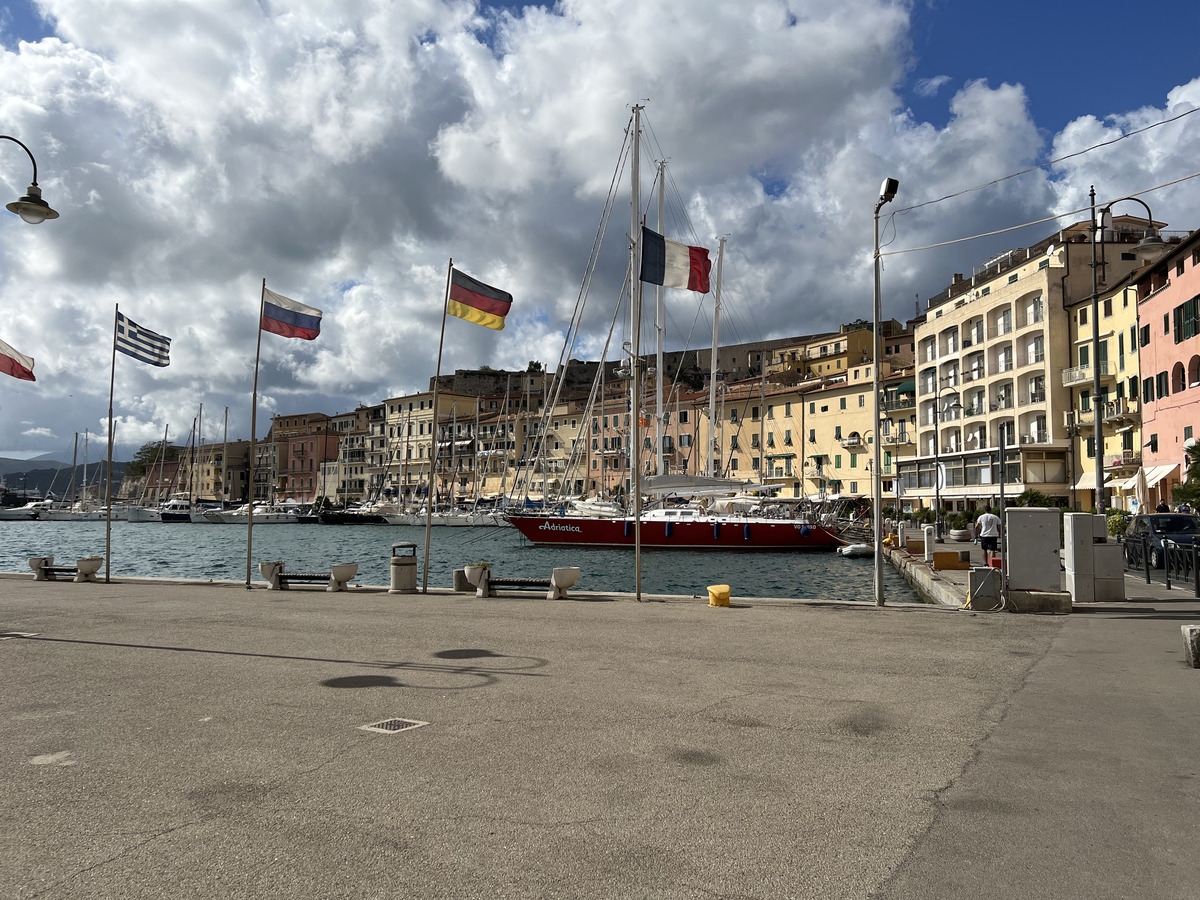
358, 717, 429, 735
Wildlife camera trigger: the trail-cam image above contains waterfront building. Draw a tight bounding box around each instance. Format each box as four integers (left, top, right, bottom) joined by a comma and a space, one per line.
898, 216, 1155, 517
1131, 226, 1200, 506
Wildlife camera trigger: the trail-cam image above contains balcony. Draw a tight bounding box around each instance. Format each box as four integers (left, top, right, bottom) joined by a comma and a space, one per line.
1014, 311, 1045, 329
961, 368, 986, 384
1061, 362, 1112, 387
987, 322, 1014, 340
1103, 397, 1136, 422
883, 397, 916, 411
883, 432, 914, 445
838, 435, 863, 449
1017, 391, 1045, 407
1016, 349, 1045, 368
963, 404, 986, 418
992, 397, 1015, 411
1107, 450, 1140, 469
993, 358, 1015, 374
1019, 431, 1049, 445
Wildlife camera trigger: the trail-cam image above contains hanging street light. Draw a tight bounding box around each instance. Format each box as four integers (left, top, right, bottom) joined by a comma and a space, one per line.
1087, 189, 1168, 514
873, 177, 898, 607
2, 134, 59, 224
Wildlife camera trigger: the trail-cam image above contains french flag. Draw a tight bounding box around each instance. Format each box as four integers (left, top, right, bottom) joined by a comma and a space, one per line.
261, 288, 322, 340
639, 226, 712, 293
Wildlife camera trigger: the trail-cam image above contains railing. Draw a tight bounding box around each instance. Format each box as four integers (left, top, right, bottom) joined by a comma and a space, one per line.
961, 369, 986, 384
839, 436, 863, 448
986, 322, 1013, 339
883, 433, 913, 445
1016, 349, 1045, 368
1062, 362, 1112, 386
1106, 451, 1139, 469
1121, 536, 1200, 597
1018, 391, 1044, 407
994, 358, 1014, 373
1014, 312, 1045, 329
883, 397, 916, 411
963, 405, 986, 418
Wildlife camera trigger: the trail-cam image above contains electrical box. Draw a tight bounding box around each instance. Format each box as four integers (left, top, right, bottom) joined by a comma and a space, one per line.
1006, 508, 1061, 593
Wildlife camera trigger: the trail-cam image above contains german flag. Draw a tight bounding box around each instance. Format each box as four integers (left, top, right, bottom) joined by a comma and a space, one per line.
448, 269, 512, 331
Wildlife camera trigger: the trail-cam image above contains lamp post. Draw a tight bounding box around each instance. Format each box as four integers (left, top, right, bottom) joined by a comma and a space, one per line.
2, 135, 59, 224
873, 177, 898, 607
1088, 187, 1167, 514
932, 379, 961, 542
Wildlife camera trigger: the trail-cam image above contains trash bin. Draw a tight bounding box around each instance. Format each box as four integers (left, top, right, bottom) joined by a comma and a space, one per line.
390, 542, 417, 594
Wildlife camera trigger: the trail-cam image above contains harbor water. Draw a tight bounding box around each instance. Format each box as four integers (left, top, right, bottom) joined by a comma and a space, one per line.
0, 521, 919, 602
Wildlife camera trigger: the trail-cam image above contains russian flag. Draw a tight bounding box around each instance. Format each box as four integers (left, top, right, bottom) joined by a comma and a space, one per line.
261, 288, 322, 340
0, 337, 35, 381
639, 226, 711, 293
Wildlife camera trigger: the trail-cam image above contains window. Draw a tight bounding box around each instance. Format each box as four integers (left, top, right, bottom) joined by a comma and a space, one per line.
1078, 345, 1089, 368
1086, 436, 1095, 457
730, 436, 739, 450
834, 426, 842, 439
1186, 426, 1194, 441
1079, 307, 1088, 326
835, 454, 842, 468
751, 434, 760, 449
1156, 372, 1169, 399
678, 410, 689, 424
751, 406, 760, 421
731, 458, 739, 471
1148, 434, 1159, 453
1103, 298, 1112, 317
809, 402, 816, 414
858, 395, 866, 407
785, 402, 792, 416
1080, 390, 1090, 411
808, 429, 815, 442
1178, 259, 1186, 277
1008, 274, 1018, 284
784, 429, 793, 445
767, 434, 775, 448
980, 286, 990, 296
1143, 377, 1154, 404
850, 453, 857, 468
1140, 324, 1150, 347
839, 397, 847, 410
730, 409, 739, 423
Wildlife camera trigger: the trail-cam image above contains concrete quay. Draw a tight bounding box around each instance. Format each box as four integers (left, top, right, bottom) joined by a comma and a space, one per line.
2, 570, 1198, 899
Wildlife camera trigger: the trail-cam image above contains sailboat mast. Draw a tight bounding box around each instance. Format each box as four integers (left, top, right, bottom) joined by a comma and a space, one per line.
656, 158, 666, 478
630, 103, 643, 601
707, 237, 725, 477
221, 407, 229, 505
69, 433, 78, 504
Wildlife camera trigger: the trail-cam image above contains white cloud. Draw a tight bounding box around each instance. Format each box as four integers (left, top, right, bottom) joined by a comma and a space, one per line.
913, 75, 950, 98
0, 1, 1197, 458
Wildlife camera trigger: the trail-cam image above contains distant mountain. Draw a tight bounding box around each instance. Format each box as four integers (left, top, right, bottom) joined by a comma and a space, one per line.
0, 457, 69, 476
0, 461, 126, 498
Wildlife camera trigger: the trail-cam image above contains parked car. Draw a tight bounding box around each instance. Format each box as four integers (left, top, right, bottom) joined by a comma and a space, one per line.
1124, 513, 1200, 568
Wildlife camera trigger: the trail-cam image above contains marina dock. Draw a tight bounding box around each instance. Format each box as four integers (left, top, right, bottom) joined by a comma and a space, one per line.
2, 564, 1197, 898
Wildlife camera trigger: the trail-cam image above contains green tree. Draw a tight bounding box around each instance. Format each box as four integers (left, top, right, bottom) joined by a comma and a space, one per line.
1172, 445, 1200, 508
125, 441, 180, 477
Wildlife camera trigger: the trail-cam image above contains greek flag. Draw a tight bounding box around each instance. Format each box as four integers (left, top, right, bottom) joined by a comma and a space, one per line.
116, 312, 171, 367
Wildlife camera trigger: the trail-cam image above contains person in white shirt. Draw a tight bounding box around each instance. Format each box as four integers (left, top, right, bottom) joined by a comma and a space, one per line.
976, 509, 1001, 555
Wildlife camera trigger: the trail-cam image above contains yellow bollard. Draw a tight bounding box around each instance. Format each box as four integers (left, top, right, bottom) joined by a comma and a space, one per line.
707, 584, 731, 607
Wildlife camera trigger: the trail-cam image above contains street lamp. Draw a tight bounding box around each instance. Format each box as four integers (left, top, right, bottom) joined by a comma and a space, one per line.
873, 177, 898, 607
932, 379, 961, 542
2, 135, 59, 224
1087, 188, 1167, 514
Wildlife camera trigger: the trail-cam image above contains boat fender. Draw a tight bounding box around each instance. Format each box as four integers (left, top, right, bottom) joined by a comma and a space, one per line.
713, 522, 721, 539
800, 525, 810, 536
665, 521, 673, 537
744, 524, 752, 541
624, 520, 633, 537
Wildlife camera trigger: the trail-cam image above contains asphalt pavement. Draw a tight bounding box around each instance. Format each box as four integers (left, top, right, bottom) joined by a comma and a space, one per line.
2, 571, 1197, 899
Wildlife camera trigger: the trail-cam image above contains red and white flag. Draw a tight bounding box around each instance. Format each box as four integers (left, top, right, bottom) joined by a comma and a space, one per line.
0, 337, 35, 381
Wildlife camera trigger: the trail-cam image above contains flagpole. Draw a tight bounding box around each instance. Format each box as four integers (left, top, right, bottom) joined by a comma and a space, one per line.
246, 278, 266, 589
423, 259, 453, 593
104, 303, 119, 583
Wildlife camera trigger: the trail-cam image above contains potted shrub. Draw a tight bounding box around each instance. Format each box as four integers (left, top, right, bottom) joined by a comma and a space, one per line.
947, 512, 972, 542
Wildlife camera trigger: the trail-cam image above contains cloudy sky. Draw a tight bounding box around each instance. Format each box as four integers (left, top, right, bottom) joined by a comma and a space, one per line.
2, 0, 1199, 459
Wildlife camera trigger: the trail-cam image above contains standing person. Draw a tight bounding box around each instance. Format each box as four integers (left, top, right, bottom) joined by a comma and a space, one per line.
976, 508, 1002, 559
1156, 500, 1170, 513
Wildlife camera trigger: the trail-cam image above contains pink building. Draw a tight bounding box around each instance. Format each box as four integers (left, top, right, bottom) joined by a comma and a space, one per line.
1134, 229, 1200, 506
